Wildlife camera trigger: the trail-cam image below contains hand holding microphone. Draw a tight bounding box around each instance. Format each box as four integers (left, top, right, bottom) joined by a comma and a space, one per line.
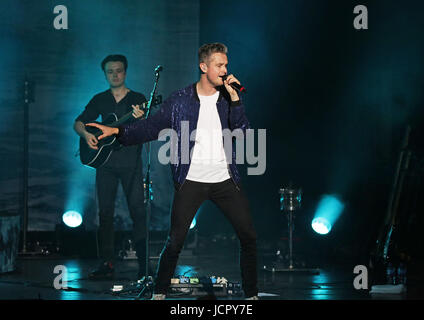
220, 74, 247, 94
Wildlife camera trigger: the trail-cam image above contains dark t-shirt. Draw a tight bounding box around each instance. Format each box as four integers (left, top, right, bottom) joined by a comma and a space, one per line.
76, 89, 147, 169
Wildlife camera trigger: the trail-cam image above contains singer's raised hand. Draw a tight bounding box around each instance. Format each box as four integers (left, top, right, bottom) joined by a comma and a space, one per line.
85, 123, 119, 140
223, 74, 240, 101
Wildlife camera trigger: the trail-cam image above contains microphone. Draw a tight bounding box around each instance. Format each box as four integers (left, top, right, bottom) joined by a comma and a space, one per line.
155, 65, 163, 73
220, 75, 247, 93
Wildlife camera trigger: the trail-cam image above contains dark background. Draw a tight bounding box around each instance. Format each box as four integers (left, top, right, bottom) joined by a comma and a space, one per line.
1, 0, 424, 264
199, 0, 424, 265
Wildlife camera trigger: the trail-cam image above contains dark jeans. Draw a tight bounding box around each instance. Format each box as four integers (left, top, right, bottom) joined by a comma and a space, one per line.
96, 164, 146, 263
154, 179, 258, 297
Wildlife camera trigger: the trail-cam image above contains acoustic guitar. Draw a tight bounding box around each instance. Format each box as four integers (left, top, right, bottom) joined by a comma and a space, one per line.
79, 95, 161, 168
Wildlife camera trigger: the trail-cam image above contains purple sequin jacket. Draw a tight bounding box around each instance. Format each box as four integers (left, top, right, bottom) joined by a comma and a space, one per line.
117, 83, 250, 189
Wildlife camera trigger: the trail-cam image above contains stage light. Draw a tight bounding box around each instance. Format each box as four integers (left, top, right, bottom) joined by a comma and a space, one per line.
311, 195, 344, 235
190, 217, 196, 229
62, 210, 83, 228
312, 217, 332, 235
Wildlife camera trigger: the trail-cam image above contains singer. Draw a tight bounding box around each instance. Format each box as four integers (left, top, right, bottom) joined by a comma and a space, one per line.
86, 43, 259, 300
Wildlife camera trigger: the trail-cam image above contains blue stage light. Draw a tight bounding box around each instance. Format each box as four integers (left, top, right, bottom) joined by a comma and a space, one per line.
62, 210, 83, 228
190, 217, 196, 229
311, 195, 344, 235
311, 217, 332, 235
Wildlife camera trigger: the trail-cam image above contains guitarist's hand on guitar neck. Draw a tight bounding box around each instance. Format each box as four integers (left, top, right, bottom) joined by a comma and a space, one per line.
131, 104, 145, 119
85, 123, 120, 141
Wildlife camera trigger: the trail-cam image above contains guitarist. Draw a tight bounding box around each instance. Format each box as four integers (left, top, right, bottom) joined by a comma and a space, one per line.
73, 54, 147, 280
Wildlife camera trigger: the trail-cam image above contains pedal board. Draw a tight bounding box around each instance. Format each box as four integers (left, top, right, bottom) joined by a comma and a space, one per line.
167, 276, 240, 298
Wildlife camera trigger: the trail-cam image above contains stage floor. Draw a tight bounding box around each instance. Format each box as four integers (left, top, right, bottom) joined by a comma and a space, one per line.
0, 249, 420, 301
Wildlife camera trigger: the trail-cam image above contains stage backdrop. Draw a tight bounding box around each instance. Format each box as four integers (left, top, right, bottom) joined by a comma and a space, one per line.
0, 0, 199, 231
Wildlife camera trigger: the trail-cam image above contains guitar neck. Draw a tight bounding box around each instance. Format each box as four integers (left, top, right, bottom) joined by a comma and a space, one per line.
105, 95, 162, 127
108, 101, 148, 127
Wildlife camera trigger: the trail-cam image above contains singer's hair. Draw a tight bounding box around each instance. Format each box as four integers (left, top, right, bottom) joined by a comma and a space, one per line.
198, 43, 228, 64
101, 54, 128, 72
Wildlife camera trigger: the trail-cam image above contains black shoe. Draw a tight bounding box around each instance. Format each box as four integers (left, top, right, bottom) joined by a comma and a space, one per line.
88, 261, 114, 280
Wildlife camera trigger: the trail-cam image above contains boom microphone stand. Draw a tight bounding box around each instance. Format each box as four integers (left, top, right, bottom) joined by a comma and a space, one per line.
136, 65, 163, 299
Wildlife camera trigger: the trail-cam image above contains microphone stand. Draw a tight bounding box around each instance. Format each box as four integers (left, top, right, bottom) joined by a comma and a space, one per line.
137, 66, 162, 299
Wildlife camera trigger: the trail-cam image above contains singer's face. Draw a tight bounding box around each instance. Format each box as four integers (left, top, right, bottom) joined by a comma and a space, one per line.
104, 61, 126, 88
202, 52, 228, 87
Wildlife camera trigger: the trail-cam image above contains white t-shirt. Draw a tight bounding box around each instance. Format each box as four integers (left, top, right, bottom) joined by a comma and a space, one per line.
186, 91, 231, 183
